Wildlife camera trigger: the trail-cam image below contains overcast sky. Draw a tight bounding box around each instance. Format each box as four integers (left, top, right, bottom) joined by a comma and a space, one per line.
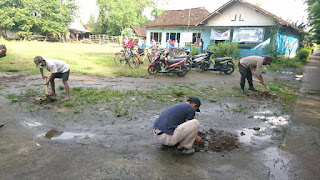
76, 0, 308, 25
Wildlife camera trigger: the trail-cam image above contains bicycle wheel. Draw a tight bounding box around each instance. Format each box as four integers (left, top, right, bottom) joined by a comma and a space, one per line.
114, 53, 126, 67
128, 54, 140, 69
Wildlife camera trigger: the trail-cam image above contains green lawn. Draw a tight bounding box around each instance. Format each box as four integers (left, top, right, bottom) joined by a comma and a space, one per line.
0, 40, 149, 77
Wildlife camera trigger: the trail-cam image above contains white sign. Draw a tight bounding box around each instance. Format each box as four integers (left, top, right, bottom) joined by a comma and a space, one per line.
181, 32, 193, 42
210, 29, 230, 40
232, 28, 264, 43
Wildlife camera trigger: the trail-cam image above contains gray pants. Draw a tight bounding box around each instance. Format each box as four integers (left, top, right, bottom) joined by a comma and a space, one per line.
153, 119, 200, 148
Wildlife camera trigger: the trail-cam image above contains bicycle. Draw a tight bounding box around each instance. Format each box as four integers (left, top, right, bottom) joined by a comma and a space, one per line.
127, 48, 152, 69
114, 47, 139, 69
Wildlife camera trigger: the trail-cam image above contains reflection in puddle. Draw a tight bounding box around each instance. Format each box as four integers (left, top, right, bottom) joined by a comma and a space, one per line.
237, 128, 270, 143
295, 75, 303, 81
24, 121, 42, 127
253, 115, 289, 125
45, 129, 94, 140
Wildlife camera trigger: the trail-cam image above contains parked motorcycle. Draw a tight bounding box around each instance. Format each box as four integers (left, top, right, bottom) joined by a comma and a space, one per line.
195, 51, 235, 74
174, 50, 207, 71
148, 49, 188, 77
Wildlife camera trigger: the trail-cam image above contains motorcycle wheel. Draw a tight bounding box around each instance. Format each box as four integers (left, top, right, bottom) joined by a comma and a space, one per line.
185, 61, 192, 72
176, 66, 188, 77
196, 63, 204, 72
224, 64, 235, 74
147, 66, 159, 75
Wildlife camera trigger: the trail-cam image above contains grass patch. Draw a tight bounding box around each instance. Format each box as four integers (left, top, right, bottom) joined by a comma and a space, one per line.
268, 83, 298, 103
0, 40, 137, 76
5, 93, 18, 99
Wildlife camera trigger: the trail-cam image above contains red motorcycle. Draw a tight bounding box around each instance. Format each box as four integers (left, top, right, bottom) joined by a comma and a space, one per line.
147, 49, 188, 77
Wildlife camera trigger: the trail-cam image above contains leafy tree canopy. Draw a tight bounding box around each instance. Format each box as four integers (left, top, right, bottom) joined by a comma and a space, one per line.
96, 0, 163, 35
0, 0, 78, 40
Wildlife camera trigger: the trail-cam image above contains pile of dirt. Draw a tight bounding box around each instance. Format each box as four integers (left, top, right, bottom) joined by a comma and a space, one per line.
195, 129, 240, 152
0, 74, 25, 85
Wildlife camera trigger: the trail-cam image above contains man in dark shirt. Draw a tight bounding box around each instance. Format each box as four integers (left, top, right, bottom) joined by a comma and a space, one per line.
153, 97, 203, 154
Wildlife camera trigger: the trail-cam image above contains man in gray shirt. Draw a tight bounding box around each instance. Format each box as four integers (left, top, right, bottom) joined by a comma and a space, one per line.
238, 56, 272, 94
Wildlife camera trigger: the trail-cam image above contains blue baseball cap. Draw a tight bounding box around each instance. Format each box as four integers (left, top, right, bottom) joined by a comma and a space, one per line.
187, 96, 201, 112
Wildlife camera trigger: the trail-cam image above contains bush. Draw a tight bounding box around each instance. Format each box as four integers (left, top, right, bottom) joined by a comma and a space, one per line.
297, 48, 311, 62
265, 44, 280, 63
190, 46, 199, 55
207, 42, 239, 58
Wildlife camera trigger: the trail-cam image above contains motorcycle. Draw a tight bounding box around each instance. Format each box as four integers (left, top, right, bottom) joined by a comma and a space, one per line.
174, 50, 208, 71
147, 49, 188, 77
195, 51, 235, 74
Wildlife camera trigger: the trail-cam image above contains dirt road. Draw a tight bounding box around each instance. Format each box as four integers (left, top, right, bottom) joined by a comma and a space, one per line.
0, 65, 304, 179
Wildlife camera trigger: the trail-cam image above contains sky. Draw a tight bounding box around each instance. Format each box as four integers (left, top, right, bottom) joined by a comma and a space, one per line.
76, 0, 308, 25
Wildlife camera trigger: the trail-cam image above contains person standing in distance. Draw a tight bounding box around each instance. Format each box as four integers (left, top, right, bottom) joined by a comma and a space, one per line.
238, 56, 272, 94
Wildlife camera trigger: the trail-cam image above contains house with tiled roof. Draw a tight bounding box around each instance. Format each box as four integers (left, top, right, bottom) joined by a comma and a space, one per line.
145, 0, 304, 57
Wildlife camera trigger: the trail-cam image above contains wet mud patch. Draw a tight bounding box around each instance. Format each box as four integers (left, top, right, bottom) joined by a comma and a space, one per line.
0, 74, 25, 85
195, 129, 240, 152
250, 91, 277, 100
19, 94, 61, 108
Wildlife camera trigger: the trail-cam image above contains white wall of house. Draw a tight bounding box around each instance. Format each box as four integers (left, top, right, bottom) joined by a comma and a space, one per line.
205, 2, 275, 27
146, 28, 205, 48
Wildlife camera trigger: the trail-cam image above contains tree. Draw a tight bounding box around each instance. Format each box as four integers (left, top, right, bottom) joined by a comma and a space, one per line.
305, 0, 320, 43
35, 0, 78, 41
96, 0, 154, 35
0, 0, 37, 40
0, 0, 78, 41
151, 8, 165, 19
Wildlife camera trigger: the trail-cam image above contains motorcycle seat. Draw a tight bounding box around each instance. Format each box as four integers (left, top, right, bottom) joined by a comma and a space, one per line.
167, 59, 184, 65
215, 57, 233, 63
174, 55, 188, 59
192, 54, 206, 59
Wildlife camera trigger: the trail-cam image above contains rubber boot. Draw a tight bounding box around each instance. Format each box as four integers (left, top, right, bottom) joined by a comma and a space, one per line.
248, 85, 257, 91
240, 87, 245, 94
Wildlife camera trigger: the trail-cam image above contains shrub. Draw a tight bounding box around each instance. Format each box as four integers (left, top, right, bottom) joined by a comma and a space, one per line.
265, 44, 280, 63
190, 46, 199, 55
297, 48, 311, 62
207, 42, 239, 58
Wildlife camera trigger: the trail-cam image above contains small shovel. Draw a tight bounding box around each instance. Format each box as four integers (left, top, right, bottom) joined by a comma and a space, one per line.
42, 77, 55, 101
254, 76, 270, 91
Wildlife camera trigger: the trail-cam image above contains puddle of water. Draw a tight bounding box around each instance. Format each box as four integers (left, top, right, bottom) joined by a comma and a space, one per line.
44, 129, 94, 140
295, 75, 303, 81
24, 121, 42, 127
253, 115, 289, 125
263, 147, 290, 180
237, 128, 269, 143
278, 70, 294, 74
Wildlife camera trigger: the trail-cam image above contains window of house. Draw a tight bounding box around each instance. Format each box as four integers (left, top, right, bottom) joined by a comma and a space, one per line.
166, 32, 181, 43
150, 32, 162, 44
192, 33, 201, 44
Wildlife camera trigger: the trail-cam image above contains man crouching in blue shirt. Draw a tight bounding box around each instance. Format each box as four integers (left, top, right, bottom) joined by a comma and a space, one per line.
153, 97, 203, 154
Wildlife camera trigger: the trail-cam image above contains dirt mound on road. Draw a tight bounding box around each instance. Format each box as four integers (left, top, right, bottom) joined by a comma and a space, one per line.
195, 129, 240, 152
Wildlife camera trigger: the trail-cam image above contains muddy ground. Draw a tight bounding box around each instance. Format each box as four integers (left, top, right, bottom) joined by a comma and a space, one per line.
0, 68, 302, 179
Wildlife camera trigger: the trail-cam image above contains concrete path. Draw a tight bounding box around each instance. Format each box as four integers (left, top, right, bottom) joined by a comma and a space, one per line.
282, 50, 320, 179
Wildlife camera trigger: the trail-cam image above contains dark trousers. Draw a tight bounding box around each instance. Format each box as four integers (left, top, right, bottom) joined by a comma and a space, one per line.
238, 62, 253, 88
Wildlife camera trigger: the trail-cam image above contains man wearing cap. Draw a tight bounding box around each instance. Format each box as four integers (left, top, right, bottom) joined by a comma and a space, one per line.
153, 97, 202, 154
238, 56, 272, 94
34, 56, 71, 101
